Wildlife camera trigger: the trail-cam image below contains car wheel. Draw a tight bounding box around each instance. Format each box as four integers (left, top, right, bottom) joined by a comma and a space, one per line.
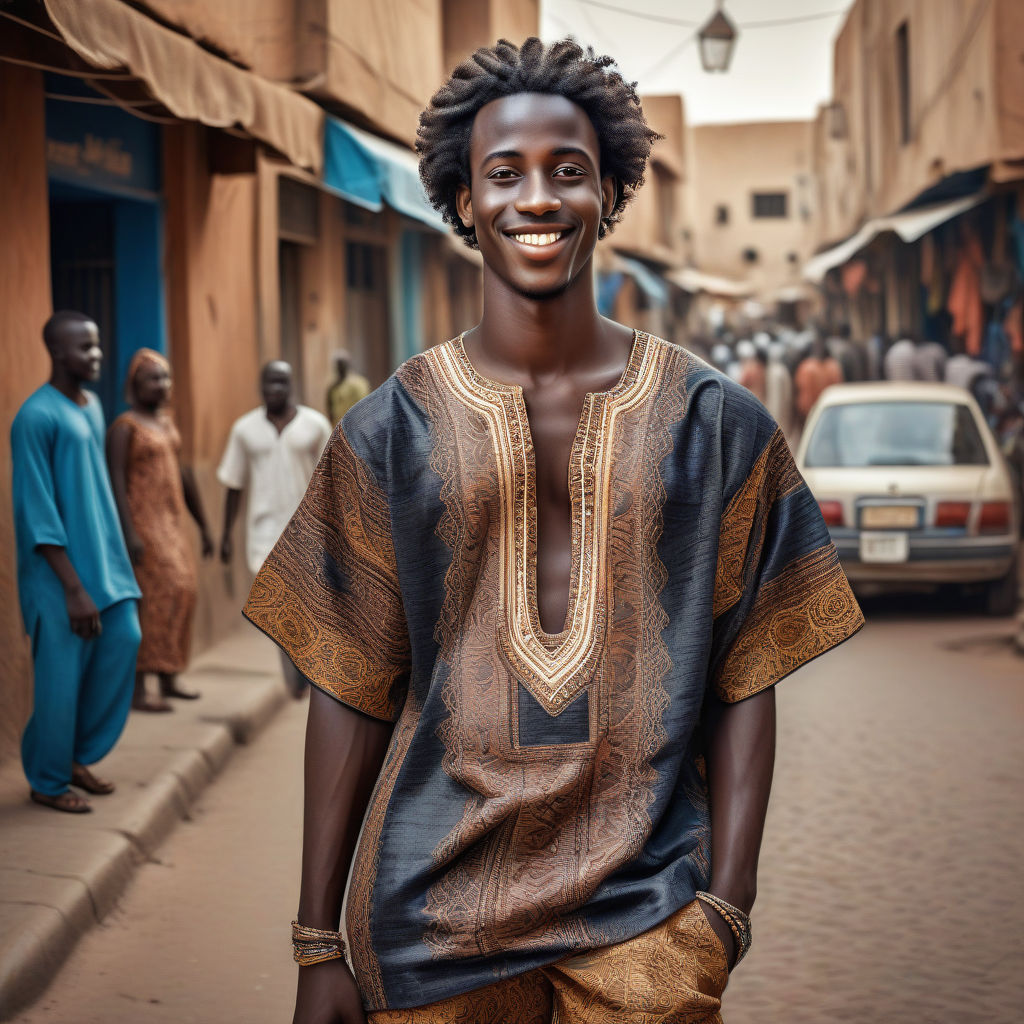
984, 557, 1020, 617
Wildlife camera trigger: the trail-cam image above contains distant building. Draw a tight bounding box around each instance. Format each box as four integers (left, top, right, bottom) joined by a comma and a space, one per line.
686, 120, 817, 319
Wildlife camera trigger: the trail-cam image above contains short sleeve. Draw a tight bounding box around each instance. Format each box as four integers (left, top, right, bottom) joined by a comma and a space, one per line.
10, 407, 69, 551
216, 420, 248, 490
710, 428, 864, 702
243, 426, 411, 721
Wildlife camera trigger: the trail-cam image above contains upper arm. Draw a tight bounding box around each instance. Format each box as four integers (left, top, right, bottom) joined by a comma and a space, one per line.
216, 423, 248, 489
11, 409, 68, 550
710, 397, 864, 703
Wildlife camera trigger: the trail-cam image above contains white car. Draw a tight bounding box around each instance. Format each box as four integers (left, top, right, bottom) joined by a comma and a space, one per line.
796, 382, 1020, 614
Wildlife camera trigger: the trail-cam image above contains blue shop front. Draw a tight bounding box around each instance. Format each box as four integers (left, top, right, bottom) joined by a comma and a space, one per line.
45, 74, 167, 422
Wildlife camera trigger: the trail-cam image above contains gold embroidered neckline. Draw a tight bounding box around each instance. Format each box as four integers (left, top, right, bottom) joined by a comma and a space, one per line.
432, 331, 661, 715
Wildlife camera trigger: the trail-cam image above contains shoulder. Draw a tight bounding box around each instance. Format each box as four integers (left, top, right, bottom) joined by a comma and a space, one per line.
338, 353, 436, 484
11, 387, 59, 438
296, 405, 332, 430
229, 407, 263, 436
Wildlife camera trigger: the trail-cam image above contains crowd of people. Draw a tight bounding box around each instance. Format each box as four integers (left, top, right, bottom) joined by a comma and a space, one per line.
10, 311, 340, 812
692, 323, 1024, 486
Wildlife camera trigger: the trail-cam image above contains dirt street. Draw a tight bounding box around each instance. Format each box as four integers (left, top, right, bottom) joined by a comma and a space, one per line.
13, 598, 1024, 1024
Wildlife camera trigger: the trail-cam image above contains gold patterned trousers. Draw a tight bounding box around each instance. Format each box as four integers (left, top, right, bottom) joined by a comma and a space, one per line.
369, 900, 729, 1024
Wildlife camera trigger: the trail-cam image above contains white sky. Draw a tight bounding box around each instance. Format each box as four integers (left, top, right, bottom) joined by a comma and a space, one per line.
540, 0, 852, 125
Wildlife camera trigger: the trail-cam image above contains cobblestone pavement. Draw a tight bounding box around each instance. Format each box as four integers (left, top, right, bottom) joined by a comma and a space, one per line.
724, 595, 1024, 1024
12, 599, 1023, 1023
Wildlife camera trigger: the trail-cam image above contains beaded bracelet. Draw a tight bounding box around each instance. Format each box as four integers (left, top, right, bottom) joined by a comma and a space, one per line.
291, 920, 347, 966
695, 891, 752, 966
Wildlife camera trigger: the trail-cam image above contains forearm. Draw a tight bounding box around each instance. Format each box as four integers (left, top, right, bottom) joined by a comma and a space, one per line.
705, 687, 776, 914
297, 687, 393, 929
181, 467, 209, 533
222, 488, 241, 539
37, 544, 85, 593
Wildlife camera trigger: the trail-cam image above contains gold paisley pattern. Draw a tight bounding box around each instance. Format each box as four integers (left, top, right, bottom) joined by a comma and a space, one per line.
368, 900, 727, 1024
243, 428, 410, 721
713, 428, 803, 620
397, 338, 687, 963
714, 544, 864, 702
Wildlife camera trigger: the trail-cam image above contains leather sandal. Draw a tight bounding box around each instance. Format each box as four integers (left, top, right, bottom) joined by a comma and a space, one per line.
30, 789, 92, 814
71, 764, 116, 795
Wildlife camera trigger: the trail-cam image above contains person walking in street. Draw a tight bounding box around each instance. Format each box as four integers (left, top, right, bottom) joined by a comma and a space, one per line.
219, 360, 332, 697
245, 37, 863, 1024
107, 349, 213, 713
326, 350, 370, 425
883, 332, 918, 381
11, 311, 141, 813
765, 339, 796, 440
794, 329, 842, 424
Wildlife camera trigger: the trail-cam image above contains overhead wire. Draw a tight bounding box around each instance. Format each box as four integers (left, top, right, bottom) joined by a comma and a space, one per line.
567, 0, 850, 31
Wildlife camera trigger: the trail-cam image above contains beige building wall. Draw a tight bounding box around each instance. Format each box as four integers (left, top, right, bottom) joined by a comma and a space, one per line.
688, 120, 815, 301
611, 94, 687, 270
815, 0, 1024, 247
443, 0, 541, 75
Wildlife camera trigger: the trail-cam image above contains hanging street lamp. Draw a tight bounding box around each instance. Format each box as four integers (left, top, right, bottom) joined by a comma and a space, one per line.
697, 2, 738, 73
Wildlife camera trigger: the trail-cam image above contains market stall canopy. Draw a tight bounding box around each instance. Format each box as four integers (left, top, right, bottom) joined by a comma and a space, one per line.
803, 193, 985, 284
13, 0, 325, 173
613, 254, 669, 306
324, 118, 445, 232
667, 267, 754, 298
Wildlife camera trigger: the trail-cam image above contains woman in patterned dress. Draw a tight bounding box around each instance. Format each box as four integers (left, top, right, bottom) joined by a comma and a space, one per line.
107, 349, 213, 712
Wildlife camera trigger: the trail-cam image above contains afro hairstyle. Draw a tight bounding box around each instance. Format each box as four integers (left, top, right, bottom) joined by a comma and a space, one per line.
416, 36, 661, 248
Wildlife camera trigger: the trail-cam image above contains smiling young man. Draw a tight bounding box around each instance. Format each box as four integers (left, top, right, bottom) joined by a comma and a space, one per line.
245, 37, 864, 1024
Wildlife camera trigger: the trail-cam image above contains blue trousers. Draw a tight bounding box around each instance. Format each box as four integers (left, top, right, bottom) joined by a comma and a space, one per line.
21, 599, 141, 796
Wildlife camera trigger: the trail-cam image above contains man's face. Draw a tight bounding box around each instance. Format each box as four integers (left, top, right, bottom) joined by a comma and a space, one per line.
261, 363, 292, 412
457, 93, 615, 301
53, 320, 103, 383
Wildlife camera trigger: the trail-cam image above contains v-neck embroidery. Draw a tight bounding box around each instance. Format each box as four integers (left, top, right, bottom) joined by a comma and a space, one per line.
429, 331, 660, 715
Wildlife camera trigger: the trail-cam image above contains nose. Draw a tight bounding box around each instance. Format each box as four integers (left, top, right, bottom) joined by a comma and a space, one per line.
514, 170, 561, 217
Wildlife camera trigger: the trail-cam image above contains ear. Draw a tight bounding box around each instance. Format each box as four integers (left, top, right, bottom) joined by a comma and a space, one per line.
600, 176, 617, 220
455, 183, 474, 229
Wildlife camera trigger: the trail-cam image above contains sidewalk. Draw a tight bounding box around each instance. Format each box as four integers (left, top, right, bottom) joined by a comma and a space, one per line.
0, 626, 290, 1021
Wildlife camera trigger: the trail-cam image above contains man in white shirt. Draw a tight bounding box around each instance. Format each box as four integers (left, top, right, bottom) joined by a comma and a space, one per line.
218, 360, 332, 696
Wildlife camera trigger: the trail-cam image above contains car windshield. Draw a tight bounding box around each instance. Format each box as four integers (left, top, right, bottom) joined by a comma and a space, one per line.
804, 401, 989, 468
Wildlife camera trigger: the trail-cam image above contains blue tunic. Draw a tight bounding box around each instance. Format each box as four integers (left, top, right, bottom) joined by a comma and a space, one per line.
11, 384, 140, 633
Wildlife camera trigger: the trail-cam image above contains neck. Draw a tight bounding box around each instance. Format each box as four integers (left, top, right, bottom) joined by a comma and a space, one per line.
49, 366, 85, 403
267, 402, 296, 419
473, 259, 606, 380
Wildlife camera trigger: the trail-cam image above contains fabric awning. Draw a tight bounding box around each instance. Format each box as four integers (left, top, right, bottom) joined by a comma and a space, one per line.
324, 118, 445, 232
614, 254, 669, 307
667, 267, 754, 298
803, 193, 985, 284
41, 0, 324, 173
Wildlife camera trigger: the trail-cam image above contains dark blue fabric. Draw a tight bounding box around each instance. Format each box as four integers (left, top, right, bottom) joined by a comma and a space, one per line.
288, 350, 855, 1010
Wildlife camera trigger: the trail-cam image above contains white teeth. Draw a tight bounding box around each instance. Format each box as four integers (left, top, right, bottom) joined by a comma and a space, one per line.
513, 231, 563, 246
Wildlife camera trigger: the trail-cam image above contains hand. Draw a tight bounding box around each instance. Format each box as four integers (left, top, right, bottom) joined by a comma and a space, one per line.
699, 900, 737, 970
293, 959, 367, 1024
200, 530, 215, 560
127, 536, 145, 565
65, 585, 101, 640
219, 535, 232, 565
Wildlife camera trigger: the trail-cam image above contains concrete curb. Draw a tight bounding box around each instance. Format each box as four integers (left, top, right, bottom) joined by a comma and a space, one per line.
0, 650, 288, 1020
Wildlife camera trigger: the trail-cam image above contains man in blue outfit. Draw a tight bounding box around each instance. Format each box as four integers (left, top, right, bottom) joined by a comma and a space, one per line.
11, 311, 141, 813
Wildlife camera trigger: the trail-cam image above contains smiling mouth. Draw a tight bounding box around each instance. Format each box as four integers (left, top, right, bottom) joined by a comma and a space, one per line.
506, 229, 571, 247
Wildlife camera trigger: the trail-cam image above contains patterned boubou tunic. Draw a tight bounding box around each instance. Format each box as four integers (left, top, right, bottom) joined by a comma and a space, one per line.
245, 332, 863, 1011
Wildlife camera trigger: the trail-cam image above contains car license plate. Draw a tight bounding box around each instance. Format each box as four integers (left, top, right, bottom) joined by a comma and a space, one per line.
859, 531, 909, 563
861, 505, 918, 529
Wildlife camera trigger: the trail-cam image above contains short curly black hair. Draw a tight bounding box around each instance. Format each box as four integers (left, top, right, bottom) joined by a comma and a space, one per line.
417, 36, 661, 248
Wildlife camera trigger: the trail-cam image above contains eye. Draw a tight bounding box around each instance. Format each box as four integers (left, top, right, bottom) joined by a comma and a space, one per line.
487, 167, 519, 180
554, 166, 587, 178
